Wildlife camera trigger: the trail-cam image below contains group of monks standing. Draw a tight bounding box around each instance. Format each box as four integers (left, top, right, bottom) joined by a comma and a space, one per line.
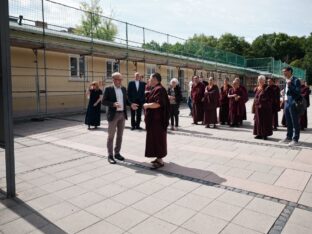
190, 74, 310, 140
190, 75, 248, 128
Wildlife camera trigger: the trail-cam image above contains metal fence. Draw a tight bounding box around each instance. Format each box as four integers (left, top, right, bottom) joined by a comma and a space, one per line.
8, 0, 307, 119
246, 57, 306, 79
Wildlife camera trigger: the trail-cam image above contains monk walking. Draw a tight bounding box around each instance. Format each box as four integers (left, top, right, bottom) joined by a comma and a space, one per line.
203, 77, 220, 128
253, 75, 273, 140
228, 80, 244, 127
219, 78, 232, 125
267, 78, 281, 130
300, 81, 311, 130
234, 77, 248, 125
191, 75, 205, 125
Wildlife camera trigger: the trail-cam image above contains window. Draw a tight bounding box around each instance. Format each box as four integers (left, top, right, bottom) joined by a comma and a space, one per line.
167, 67, 174, 83
178, 69, 185, 91
69, 55, 85, 79
146, 65, 156, 76
79, 56, 85, 76
70, 57, 78, 77
106, 60, 120, 79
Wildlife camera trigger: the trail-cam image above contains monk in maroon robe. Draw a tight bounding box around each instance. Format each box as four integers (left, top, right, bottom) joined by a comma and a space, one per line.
235, 78, 248, 125
300, 81, 311, 130
191, 75, 205, 124
268, 78, 281, 130
144, 73, 170, 169
228, 80, 244, 127
219, 78, 232, 125
144, 78, 152, 101
253, 76, 273, 140
203, 77, 220, 128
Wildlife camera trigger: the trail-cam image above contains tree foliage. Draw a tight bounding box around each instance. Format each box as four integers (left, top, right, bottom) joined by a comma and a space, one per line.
250, 33, 305, 62
217, 33, 250, 56
142, 32, 312, 84
75, 0, 117, 41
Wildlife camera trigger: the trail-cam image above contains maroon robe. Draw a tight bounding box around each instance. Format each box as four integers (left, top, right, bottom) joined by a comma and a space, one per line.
191, 82, 205, 124
300, 85, 311, 129
145, 84, 170, 158
253, 85, 273, 137
145, 84, 152, 101
239, 85, 248, 121
268, 84, 281, 129
203, 85, 220, 125
219, 85, 232, 124
228, 88, 244, 126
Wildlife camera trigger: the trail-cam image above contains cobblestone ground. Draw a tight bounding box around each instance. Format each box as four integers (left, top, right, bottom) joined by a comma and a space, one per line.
0, 99, 312, 234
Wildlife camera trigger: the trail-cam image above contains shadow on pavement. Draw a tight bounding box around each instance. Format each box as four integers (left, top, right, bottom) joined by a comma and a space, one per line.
126, 159, 227, 185
0, 190, 66, 234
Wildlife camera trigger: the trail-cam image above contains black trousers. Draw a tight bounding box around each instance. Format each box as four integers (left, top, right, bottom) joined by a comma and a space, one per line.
170, 104, 179, 127
131, 105, 143, 128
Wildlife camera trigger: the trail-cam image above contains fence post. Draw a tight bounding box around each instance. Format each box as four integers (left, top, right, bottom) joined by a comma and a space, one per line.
33, 49, 41, 116
0, 0, 15, 198
41, 0, 48, 115
126, 23, 129, 83
143, 27, 146, 79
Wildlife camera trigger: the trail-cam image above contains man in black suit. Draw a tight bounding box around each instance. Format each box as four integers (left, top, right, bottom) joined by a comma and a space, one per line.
127, 72, 146, 130
102, 72, 137, 164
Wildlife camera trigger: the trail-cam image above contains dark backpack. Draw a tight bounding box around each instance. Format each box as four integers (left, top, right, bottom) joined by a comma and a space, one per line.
294, 96, 307, 116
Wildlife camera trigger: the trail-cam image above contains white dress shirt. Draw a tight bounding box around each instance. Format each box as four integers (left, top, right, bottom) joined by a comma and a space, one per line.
188, 81, 193, 92
114, 85, 124, 111
135, 80, 139, 91
285, 76, 293, 101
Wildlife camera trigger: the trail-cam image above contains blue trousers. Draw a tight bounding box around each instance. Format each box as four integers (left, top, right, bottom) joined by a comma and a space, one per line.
285, 100, 300, 142
187, 96, 192, 111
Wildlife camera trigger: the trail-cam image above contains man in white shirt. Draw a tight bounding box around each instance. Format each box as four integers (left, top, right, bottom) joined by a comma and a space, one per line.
102, 72, 137, 164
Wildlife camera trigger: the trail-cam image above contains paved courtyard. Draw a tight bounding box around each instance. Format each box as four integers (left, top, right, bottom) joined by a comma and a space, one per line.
1, 99, 312, 234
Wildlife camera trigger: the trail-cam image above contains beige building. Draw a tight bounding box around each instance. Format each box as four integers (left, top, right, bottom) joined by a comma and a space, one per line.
10, 22, 269, 119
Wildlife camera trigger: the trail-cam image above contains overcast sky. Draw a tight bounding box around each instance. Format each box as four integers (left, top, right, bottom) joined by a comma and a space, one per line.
14, 0, 312, 43
77, 0, 312, 42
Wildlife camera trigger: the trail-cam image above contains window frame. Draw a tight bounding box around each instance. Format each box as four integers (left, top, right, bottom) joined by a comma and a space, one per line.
68, 54, 86, 81
106, 60, 120, 80
146, 64, 156, 77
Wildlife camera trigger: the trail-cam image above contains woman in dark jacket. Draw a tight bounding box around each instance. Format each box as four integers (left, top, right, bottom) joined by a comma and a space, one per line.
167, 78, 182, 130
85, 81, 103, 129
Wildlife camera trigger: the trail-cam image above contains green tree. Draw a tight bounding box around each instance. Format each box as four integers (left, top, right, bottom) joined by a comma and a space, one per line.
250, 33, 305, 62
290, 59, 304, 68
142, 40, 162, 51
216, 33, 250, 56
75, 0, 117, 41
302, 33, 312, 84
188, 34, 218, 48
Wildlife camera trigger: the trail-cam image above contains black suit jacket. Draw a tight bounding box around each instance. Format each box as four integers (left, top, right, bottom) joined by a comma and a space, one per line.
127, 80, 146, 105
102, 86, 129, 121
